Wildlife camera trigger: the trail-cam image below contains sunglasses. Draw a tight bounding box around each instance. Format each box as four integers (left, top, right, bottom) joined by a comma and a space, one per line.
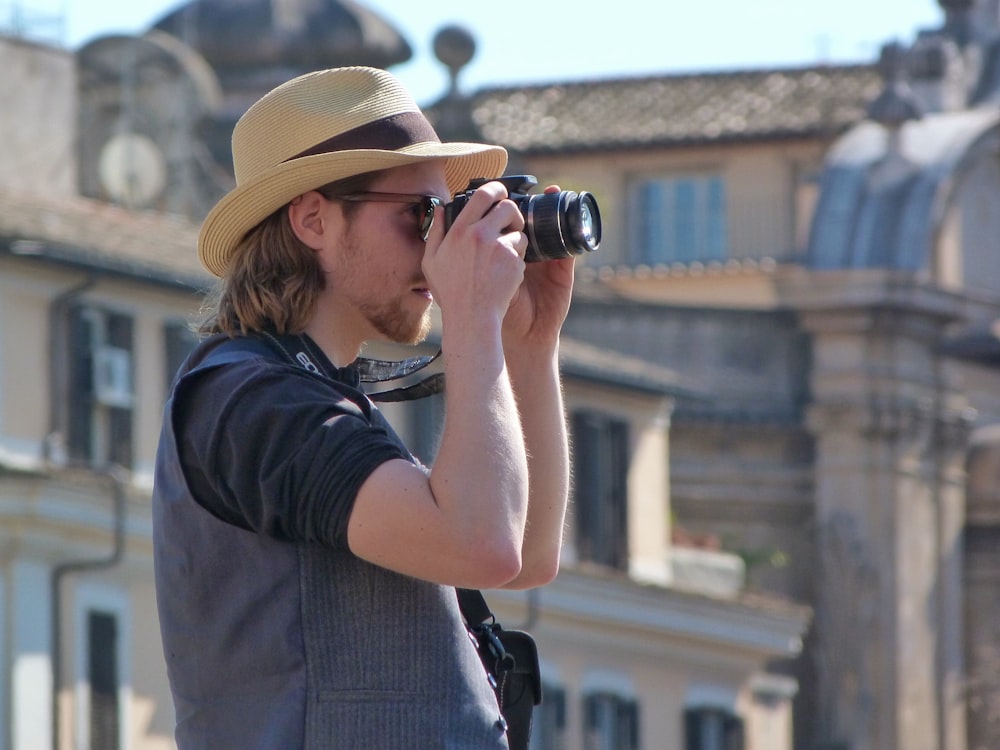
331, 192, 444, 242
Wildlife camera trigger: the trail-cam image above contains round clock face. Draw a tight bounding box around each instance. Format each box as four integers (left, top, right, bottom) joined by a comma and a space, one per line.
97, 132, 167, 208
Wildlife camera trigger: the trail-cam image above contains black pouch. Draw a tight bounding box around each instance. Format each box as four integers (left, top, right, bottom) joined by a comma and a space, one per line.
459, 590, 542, 750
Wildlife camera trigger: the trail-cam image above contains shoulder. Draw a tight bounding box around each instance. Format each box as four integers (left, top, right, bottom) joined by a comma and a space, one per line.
175, 335, 372, 425
183, 333, 280, 373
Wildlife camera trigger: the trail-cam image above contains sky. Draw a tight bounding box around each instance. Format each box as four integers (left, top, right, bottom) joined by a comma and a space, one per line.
12, 0, 947, 105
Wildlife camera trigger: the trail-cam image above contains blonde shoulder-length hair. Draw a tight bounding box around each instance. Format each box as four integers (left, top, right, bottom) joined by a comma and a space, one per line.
199, 171, 383, 338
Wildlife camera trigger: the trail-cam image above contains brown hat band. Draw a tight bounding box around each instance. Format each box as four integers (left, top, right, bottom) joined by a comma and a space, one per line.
287, 111, 440, 162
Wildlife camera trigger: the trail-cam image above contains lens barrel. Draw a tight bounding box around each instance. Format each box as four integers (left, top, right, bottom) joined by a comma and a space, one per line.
443, 176, 602, 263
520, 190, 601, 262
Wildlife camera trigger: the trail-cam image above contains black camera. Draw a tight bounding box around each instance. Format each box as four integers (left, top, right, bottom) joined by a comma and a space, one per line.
444, 175, 601, 263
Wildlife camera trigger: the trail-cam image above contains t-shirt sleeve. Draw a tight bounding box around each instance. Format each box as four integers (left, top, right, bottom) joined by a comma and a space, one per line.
172, 359, 409, 547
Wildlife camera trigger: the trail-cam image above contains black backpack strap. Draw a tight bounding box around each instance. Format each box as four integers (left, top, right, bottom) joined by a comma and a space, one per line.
197, 333, 444, 402
196, 335, 281, 370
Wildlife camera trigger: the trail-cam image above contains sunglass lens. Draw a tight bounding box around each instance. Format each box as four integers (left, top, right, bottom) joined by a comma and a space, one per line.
419, 198, 439, 241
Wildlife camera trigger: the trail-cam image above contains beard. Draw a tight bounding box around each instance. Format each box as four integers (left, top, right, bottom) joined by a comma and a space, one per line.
358, 295, 433, 345
336, 226, 433, 345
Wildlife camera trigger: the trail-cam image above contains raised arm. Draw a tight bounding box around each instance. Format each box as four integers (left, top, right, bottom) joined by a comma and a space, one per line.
346, 181, 535, 589
499, 249, 575, 589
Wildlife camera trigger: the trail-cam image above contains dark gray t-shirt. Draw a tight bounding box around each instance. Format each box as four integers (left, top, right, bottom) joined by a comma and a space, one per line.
173, 333, 406, 544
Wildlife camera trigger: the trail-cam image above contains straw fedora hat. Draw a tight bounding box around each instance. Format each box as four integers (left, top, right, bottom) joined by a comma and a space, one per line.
198, 66, 508, 277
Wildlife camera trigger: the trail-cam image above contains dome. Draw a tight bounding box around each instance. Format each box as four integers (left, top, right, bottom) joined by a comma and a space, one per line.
150, 0, 412, 74
806, 108, 1000, 272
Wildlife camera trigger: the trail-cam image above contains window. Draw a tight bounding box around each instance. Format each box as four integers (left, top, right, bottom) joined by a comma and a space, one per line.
792, 162, 822, 259
163, 319, 198, 391
684, 707, 745, 750
530, 683, 567, 750
74, 584, 129, 750
631, 174, 727, 265
409, 391, 444, 466
584, 692, 639, 750
572, 411, 629, 569
88, 611, 120, 750
67, 305, 134, 468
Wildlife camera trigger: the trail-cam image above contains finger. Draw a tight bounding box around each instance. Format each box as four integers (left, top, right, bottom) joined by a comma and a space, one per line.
502, 229, 529, 260
492, 198, 525, 234
451, 181, 509, 228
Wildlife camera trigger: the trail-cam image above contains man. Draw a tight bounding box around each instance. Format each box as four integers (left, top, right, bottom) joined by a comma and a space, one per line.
152, 65, 573, 749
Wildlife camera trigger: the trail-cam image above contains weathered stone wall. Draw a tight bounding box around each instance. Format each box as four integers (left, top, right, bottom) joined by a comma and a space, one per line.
0, 35, 76, 197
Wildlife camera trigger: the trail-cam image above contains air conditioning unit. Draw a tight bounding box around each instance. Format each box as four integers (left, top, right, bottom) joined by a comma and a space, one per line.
94, 345, 134, 408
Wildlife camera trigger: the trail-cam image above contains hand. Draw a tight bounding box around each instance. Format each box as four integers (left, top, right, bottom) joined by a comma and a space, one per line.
422, 181, 528, 332
502, 185, 576, 353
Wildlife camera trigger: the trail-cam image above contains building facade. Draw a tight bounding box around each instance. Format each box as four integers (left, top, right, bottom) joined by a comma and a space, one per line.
448, 1, 1000, 748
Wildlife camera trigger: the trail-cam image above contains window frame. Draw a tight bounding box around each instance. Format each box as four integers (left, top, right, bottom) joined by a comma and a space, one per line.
684, 705, 745, 750
73, 581, 131, 750
628, 171, 728, 266
408, 390, 445, 466
583, 690, 640, 750
530, 681, 567, 750
163, 318, 199, 395
571, 409, 630, 570
65, 303, 135, 469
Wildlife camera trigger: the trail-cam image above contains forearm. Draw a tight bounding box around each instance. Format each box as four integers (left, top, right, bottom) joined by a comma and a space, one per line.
429, 322, 530, 570
501, 342, 569, 589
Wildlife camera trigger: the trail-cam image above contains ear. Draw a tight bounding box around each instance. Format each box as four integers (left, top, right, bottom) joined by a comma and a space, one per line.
287, 190, 332, 250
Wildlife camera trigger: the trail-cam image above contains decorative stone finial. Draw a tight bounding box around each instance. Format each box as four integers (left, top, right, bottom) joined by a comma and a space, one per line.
939, 0, 976, 45
867, 42, 923, 126
433, 24, 476, 97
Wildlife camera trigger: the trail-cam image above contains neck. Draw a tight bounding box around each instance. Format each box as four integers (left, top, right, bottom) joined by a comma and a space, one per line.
304, 291, 369, 366
303, 316, 364, 368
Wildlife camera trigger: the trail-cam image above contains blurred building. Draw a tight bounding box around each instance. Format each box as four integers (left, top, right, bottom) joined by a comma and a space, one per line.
445, 1, 1000, 749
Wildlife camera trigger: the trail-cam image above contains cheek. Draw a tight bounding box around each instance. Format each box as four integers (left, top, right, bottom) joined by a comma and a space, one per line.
338, 222, 422, 284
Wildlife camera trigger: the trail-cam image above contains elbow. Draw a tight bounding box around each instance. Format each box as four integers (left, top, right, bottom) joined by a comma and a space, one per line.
466, 535, 523, 589
528, 555, 561, 587
503, 551, 560, 590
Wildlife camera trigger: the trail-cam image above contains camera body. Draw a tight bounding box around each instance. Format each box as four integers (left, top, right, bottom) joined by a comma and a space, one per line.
443, 175, 601, 263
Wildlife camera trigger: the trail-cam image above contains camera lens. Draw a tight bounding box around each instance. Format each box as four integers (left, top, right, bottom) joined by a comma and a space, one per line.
443, 176, 603, 263
522, 190, 602, 263
570, 192, 601, 253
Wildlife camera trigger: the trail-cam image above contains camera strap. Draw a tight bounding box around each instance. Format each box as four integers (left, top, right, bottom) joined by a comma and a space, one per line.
457, 588, 542, 750
255, 329, 445, 402
354, 351, 445, 402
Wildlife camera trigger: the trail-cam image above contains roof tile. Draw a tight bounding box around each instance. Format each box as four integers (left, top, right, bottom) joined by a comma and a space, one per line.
0, 190, 207, 286
462, 64, 882, 153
